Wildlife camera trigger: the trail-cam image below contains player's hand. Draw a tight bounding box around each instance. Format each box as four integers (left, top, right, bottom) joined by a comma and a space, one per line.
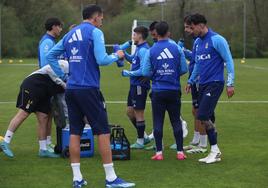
185, 84, 191, 94
139, 77, 150, 84
226, 86, 235, 98
116, 50, 125, 59
122, 70, 130, 77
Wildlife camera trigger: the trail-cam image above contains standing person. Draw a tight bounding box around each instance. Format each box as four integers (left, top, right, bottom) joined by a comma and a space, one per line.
38, 17, 63, 68
0, 60, 68, 158
122, 26, 151, 149
186, 13, 235, 164
38, 17, 63, 152
145, 21, 188, 151
170, 15, 208, 154
46, 5, 135, 188
125, 21, 188, 160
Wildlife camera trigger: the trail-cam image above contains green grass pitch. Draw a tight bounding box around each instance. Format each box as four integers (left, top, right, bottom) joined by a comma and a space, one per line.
0, 59, 267, 188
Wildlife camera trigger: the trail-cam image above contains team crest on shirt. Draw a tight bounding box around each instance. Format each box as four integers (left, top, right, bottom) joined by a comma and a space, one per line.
162, 63, 169, 69
44, 44, 49, 52
70, 47, 82, 63
71, 47, 79, 55
205, 42, 209, 49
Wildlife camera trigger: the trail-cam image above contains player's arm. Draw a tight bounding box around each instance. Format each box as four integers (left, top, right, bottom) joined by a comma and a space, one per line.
183, 49, 193, 61
212, 35, 235, 86
119, 40, 133, 63
119, 41, 132, 50
178, 46, 188, 76
39, 39, 54, 68
212, 35, 235, 98
122, 48, 148, 77
93, 28, 120, 66
46, 60, 69, 88
141, 50, 152, 77
124, 51, 134, 63
46, 39, 66, 78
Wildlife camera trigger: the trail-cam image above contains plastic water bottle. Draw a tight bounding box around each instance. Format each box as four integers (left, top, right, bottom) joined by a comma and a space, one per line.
113, 44, 124, 67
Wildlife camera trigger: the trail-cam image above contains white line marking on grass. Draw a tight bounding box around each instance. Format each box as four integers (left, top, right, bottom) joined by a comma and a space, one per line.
240, 64, 268, 71
0, 64, 37, 66
1, 101, 268, 105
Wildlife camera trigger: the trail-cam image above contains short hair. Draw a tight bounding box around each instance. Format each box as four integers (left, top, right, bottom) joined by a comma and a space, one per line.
184, 14, 192, 25
149, 21, 158, 31
189, 13, 207, 25
155, 21, 169, 37
45, 18, 62, 31
134, 26, 149, 40
82, 5, 102, 20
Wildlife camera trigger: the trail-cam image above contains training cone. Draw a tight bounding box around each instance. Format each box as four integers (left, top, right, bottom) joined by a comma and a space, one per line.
8, 59, 13, 63
19, 59, 23, 63
240, 58, 246, 64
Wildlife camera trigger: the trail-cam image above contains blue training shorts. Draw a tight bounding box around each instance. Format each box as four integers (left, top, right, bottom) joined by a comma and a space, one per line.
127, 85, 148, 110
197, 81, 224, 121
65, 88, 110, 136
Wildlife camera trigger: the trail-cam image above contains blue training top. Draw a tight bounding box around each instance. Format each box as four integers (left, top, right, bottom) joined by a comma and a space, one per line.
124, 42, 150, 89
188, 29, 235, 86
142, 39, 188, 91
46, 22, 119, 89
38, 34, 56, 68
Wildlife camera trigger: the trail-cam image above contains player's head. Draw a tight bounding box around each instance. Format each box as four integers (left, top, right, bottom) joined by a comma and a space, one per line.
188, 13, 207, 37
149, 21, 158, 42
83, 5, 103, 28
184, 15, 193, 36
155, 21, 169, 38
45, 17, 62, 37
133, 26, 149, 45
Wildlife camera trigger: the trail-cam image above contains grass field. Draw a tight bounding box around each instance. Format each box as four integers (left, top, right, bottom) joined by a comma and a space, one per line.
0, 58, 268, 188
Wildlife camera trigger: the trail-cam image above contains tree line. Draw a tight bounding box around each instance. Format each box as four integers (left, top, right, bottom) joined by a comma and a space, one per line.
1, 0, 267, 58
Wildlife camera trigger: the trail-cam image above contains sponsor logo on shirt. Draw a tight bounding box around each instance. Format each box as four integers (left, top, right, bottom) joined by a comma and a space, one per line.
197, 54, 211, 61
68, 29, 83, 43
157, 62, 175, 76
157, 48, 174, 60
70, 47, 83, 63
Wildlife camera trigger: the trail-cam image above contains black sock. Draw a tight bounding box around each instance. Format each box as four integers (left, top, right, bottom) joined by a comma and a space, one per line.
136, 121, 145, 139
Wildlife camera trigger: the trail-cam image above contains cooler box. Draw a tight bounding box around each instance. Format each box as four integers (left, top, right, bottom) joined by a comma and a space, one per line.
62, 125, 94, 158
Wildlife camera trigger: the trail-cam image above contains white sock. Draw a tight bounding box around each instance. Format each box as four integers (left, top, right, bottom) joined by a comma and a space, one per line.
136, 138, 144, 145
156, 151, 162, 155
177, 151, 183, 154
192, 131, 200, 144
103, 163, 117, 182
4, 130, 14, 144
211, 144, 220, 153
71, 163, 83, 181
39, 140, 47, 151
46, 136, 52, 145
199, 135, 207, 148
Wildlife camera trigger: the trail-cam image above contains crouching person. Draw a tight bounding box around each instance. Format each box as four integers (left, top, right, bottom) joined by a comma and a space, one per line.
0, 60, 68, 158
